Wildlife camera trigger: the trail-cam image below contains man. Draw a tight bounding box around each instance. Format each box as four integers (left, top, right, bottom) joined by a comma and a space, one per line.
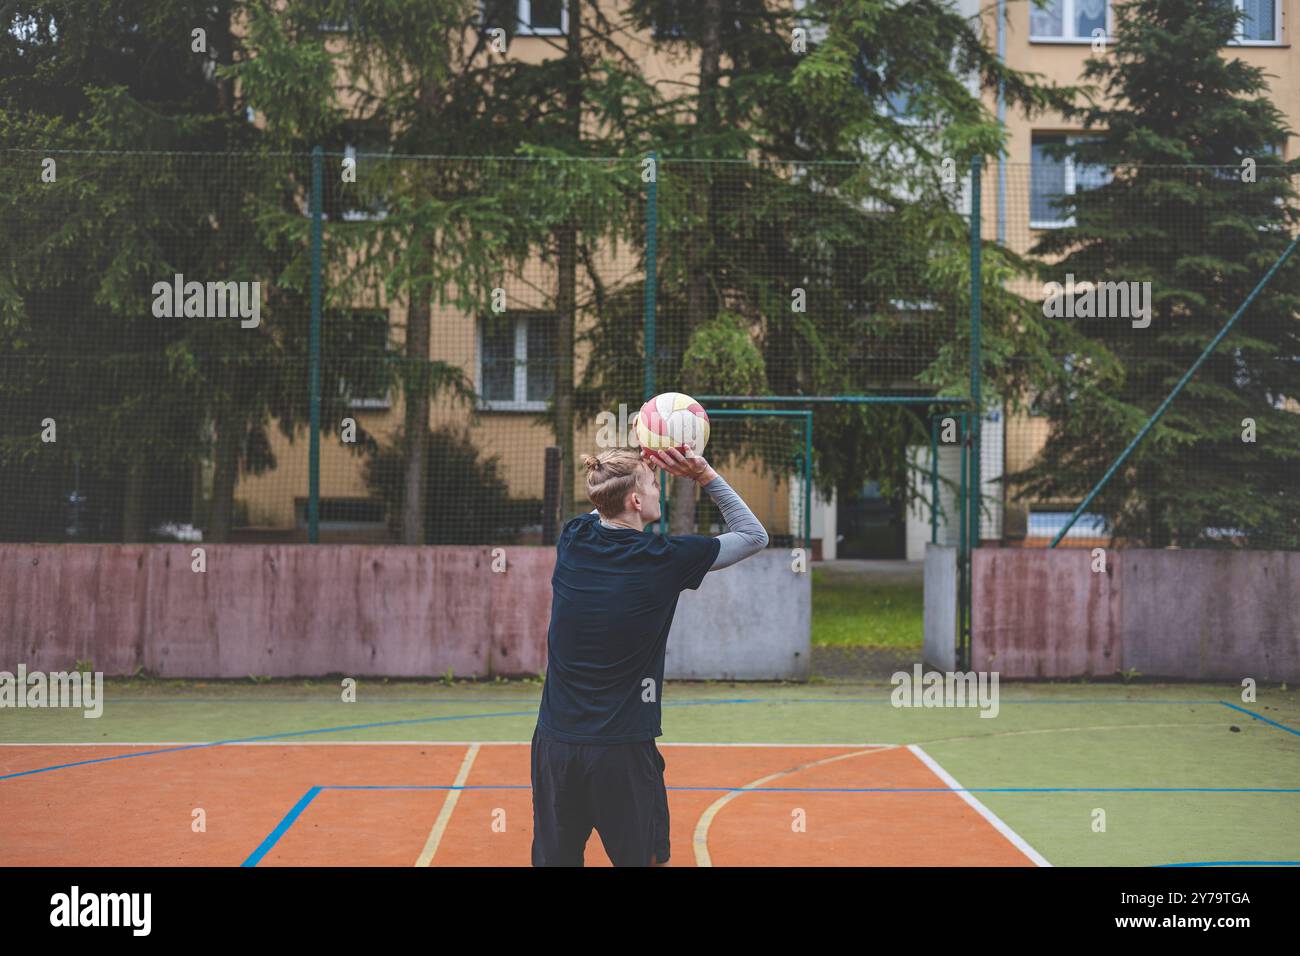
531, 444, 768, 866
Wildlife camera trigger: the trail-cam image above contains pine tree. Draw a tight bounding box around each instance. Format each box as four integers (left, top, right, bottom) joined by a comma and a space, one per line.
236, 0, 660, 537
582, 0, 1080, 519
1018, 0, 1300, 548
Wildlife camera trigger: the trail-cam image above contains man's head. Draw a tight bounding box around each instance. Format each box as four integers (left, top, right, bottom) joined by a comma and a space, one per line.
582, 448, 661, 526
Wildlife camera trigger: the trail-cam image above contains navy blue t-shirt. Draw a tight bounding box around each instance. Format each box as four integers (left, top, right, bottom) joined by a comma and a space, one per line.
536, 512, 721, 744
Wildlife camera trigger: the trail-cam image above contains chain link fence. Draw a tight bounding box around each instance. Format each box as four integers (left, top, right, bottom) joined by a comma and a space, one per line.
3, 148, 1296, 554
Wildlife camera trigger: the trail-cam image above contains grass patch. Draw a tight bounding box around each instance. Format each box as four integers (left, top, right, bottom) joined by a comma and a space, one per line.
812, 566, 923, 649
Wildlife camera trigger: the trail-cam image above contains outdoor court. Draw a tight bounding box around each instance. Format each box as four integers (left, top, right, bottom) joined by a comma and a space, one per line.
2, 681, 1297, 867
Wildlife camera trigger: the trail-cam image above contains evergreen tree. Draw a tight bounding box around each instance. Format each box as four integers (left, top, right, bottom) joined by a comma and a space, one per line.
0, 1, 284, 541
1017, 0, 1300, 548
580, 0, 1080, 526
235, 0, 661, 534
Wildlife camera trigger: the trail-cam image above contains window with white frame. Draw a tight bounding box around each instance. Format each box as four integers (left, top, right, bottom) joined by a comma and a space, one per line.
1030, 0, 1108, 41
480, 0, 567, 36
478, 314, 556, 410
1030, 133, 1110, 229
1226, 0, 1281, 43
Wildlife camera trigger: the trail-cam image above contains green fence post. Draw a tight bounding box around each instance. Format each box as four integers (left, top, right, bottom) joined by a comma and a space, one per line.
803, 410, 812, 552
644, 150, 658, 404
930, 415, 939, 545
968, 155, 982, 559
958, 412, 969, 669
308, 146, 323, 544
644, 152, 669, 535
966, 156, 982, 670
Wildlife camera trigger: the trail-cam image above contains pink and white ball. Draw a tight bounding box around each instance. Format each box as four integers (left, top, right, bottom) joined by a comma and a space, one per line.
635, 392, 710, 460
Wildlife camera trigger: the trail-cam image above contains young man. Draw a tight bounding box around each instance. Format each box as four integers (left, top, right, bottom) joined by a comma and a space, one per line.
531, 445, 768, 866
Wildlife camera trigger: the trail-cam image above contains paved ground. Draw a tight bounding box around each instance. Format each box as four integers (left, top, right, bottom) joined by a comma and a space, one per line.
810, 645, 921, 681
816, 559, 924, 579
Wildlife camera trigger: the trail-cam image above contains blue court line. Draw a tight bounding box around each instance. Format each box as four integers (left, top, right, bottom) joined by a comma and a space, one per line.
765, 698, 1228, 704
8, 697, 1296, 781
105, 697, 547, 704
0, 709, 540, 781
242, 783, 1300, 865
241, 787, 322, 867
0, 700, 782, 780
1218, 701, 1300, 736
313, 784, 1300, 794
1156, 860, 1300, 867
101, 696, 1236, 705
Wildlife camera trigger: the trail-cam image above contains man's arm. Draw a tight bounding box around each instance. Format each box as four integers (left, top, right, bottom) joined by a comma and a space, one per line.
650, 448, 768, 570
700, 474, 768, 570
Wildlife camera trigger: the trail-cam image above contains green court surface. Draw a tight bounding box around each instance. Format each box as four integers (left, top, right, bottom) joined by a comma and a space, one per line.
2, 678, 1297, 867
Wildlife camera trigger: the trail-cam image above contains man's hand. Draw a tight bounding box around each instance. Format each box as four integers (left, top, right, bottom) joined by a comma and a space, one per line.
650, 447, 717, 485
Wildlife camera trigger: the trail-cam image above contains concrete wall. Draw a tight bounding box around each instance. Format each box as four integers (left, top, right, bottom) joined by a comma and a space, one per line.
922, 544, 958, 671
972, 548, 1121, 678
666, 550, 810, 680
0, 543, 809, 680
906, 443, 963, 562
972, 548, 1300, 680
1120, 550, 1300, 682
0, 544, 551, 679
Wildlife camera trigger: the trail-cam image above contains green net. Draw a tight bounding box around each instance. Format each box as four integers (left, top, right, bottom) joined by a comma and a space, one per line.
1, 149, 977, 548
983, 160, 1300, 551
12, 149, 1292, 552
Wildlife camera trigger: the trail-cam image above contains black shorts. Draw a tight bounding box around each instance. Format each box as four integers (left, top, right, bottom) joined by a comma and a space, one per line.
530, 726, 670, 867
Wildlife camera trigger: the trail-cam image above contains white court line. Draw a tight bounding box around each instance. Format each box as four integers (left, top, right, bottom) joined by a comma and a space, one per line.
415, 744, 480, 867
907, 744, 1052, 867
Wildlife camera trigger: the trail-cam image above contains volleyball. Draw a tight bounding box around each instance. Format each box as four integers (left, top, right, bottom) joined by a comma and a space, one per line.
635, 392, 710, 458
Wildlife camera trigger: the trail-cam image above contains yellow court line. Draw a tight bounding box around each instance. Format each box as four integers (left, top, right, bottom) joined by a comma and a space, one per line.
415, 743, 480, 867
691, 745, 898, 867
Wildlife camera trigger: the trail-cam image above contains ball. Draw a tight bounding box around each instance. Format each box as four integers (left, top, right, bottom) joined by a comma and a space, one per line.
635, 392, 710, 459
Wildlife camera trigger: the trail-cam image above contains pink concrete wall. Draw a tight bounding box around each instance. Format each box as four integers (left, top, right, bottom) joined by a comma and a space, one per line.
972, 547, 1300, 680
972, 548, 1121, 678
0, 545, 554, 678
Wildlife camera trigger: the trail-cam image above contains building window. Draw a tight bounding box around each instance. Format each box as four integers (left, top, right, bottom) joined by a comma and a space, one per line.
334, 309, 391, 409
1030, 0, 1108, 42
477, 314, 556, 411
319, 126, 389, 222
341, 138, 389, 222
317, 1, 358, 33
651, 0, 690, 40
480, 0, 568, 36
1030, 133, 1110, 229
1227, 0, 1280, 43
852, 55, 925, 126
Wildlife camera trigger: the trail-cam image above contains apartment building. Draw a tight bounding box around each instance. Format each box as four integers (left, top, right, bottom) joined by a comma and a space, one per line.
233, 0, 1297, 556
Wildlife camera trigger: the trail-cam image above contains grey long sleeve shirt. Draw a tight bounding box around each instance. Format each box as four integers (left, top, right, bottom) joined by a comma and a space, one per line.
701, 474, 769, 570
